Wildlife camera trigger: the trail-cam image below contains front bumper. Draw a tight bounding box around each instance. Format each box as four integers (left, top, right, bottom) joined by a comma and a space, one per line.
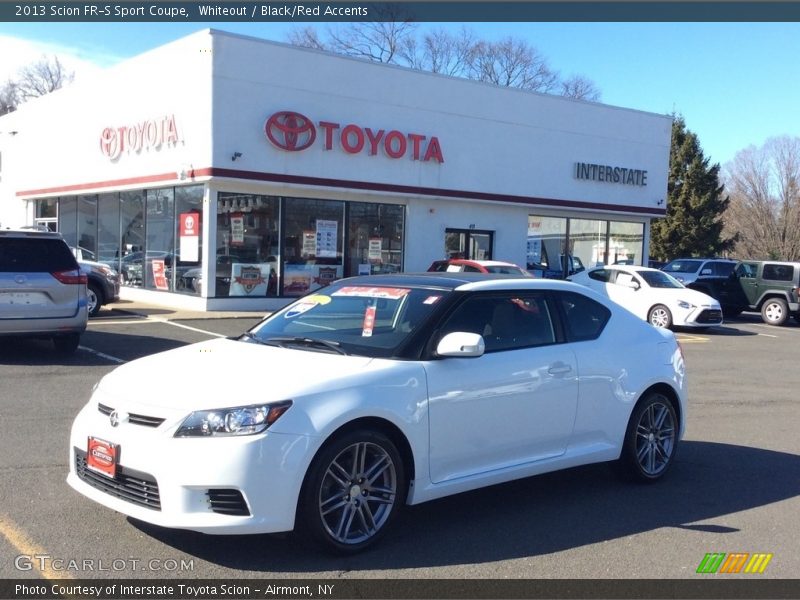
67, 399, 315, 534
675, 306, 723, 328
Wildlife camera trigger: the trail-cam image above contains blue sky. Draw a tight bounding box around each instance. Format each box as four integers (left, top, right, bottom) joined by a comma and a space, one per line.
1, 20, 798, 167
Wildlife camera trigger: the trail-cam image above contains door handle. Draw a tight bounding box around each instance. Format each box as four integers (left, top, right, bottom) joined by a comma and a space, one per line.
548, 364, 572, 375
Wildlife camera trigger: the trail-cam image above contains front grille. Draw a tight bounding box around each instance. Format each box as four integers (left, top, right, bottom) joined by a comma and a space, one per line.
207, 489, 250, 516
74, 448, 161, 511
696, 309, 723, 324
97, 403, 166, 428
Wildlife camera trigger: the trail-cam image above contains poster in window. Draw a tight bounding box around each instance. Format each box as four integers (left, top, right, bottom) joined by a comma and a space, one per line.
368, 238, 383, 262
151, 259, 169, 291
230, 213, 244, 245
229, 263, 268, 296
179, 212, 200, 262
302, 230, 316, 258
316, 219, 338, 258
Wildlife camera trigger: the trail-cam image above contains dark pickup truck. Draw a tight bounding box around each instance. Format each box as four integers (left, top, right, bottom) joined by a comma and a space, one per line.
686, 260, 800, 325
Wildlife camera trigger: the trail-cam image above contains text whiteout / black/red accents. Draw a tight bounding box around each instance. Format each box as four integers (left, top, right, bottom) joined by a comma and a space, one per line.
265, 111, 445, 163
99, 114, 180, 161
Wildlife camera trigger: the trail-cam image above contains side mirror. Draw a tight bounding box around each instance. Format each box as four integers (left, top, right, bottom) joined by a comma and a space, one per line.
436, 332, 485, 358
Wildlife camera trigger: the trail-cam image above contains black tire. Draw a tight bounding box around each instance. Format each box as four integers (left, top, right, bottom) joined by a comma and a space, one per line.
298, 429, 405, 553
647, 304, 673, 329
761, 298, 789, 326
53, 333, 80, 354
87, 283, 103, 317
617, 392, 678, 483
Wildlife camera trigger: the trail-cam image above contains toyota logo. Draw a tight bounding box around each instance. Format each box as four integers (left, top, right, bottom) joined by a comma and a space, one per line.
99, 127, 122, 160
265, 111, 316, 152
109, 411, 128, 427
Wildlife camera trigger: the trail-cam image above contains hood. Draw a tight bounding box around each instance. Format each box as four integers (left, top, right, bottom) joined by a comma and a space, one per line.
97, 337, 375, 411
674, 286, 720, 307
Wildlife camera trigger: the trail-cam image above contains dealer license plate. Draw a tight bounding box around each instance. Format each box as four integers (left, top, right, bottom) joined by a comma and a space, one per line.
86, 437, 118, 478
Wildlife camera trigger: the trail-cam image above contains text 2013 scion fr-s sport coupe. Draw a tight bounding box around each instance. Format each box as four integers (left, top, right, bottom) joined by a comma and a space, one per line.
68, 274, 687, 553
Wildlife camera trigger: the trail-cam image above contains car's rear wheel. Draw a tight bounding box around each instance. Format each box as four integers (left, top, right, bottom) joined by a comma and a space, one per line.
299, 429, 405, 553
617, 392, 678, 482
87, 283, 103, 317
761, 298, 788, 326
53, 333, 80, 354
648, 304, 673, 329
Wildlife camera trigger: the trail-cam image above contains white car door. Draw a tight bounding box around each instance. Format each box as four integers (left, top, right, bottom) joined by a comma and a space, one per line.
424, 293, 579, 484
605, 271, 649, 320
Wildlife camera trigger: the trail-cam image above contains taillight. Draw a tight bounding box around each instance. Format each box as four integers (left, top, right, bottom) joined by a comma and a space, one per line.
52, 269, 88, 285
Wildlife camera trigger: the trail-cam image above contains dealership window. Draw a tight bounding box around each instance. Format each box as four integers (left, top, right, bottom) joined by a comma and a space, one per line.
570, 218, 608, 270
34, 198, 58, 231
171, 186, 204, 296
215, 192, 279, 298
529, 216, 645, 277
144, 187, 175, 292
97, 192, 120, 270
77, 195, 98, 259
608, 221, 644, 265
346, 203, 404, 276
282, 197, 344, 297
120, 190, 145, 286
527, 216, 567, 276
58, 197, 77, 248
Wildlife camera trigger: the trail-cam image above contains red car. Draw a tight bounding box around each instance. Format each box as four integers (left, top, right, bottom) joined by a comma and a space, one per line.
427, 259, 533, 277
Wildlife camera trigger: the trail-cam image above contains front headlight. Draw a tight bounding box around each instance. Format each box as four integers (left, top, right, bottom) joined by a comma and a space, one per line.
174, 401, 292, 438
677, 300, 696, 309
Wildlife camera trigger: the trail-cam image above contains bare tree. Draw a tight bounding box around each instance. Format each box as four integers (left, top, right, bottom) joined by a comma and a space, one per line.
0, 80, 18, 116
723, 136, 800, 260
285, 25, 601, 101
559, 75, 601, 102
14, 55, 74, 102
468, 37, 558, 93
286, 26, 328, 51
406, 27, 478, 76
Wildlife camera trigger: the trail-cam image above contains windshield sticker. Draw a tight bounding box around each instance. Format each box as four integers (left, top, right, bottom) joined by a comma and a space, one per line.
305, 294, 331, 305
362, 305, 377, 337
332, 286, 411, 299
423, 296, 442, 305
284, 301, 319, 319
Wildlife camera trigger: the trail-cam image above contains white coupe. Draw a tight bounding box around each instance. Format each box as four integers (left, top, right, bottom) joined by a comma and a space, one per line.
570, 265, 723, 329
68, 274, 687, 552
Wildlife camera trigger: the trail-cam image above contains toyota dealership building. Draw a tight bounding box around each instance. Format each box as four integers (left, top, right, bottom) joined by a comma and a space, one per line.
0, 29, 672, 311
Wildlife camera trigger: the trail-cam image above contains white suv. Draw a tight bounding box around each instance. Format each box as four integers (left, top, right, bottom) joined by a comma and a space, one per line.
0, 229, 88, 353
661, 258, 737, 285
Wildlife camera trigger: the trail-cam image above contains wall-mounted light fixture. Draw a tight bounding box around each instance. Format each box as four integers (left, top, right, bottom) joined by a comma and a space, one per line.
657, 198, 664, 206
231, 152, 242, 161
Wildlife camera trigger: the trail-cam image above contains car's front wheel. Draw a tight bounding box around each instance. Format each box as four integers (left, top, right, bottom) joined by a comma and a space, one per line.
761, 298, 788, 326
618, 392, 678, 482
648, 304, 673, 329
299, 429, 405, 553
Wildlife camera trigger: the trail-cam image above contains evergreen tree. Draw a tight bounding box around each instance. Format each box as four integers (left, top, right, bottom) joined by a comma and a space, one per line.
650, 116, 736, 260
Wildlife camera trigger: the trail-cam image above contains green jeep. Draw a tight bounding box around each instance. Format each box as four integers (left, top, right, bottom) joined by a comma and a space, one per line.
690, 260, 800, 325
735, 261, 800, 325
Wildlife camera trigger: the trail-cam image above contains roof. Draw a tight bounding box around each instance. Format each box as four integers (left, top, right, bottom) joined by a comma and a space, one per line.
330, 272, 583, 293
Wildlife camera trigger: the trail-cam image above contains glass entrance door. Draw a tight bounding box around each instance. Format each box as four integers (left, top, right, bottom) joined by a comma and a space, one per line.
444, 228, 494, 260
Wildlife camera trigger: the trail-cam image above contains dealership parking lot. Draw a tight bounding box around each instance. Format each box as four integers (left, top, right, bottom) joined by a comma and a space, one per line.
1, 306, 799, 583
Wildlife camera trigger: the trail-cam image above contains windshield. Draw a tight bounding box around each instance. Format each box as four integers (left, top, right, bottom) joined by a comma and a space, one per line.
639, 271, 684, 289
247, 284, 450, 357
663, 260, 701, 274
485, 265, 528, 276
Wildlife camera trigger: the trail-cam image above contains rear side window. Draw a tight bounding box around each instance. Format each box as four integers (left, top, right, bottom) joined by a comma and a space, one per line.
0, 238, 78, 272
588, 269, 612, 282
557, 291, 611, 342
712, 262, 736, 276
762, 264, 795, 281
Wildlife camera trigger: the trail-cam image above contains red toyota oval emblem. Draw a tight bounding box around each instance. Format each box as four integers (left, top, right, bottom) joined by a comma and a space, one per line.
99, 127, 122, 160
265, 111, 316, 152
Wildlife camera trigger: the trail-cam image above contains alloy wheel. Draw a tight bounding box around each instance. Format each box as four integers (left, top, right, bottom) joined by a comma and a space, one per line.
318, 441, 398, 545
634, 401, 676, 477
